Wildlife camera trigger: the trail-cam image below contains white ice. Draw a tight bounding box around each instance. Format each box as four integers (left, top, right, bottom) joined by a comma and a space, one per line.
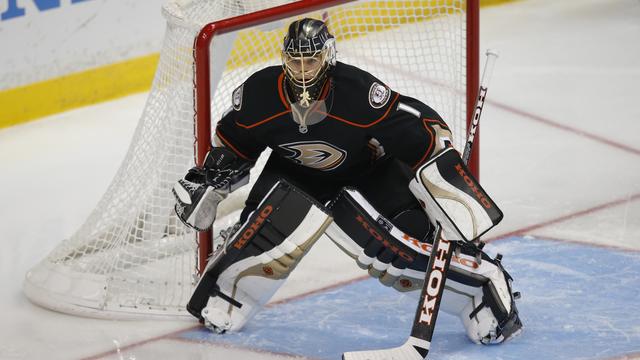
1, 0, 639, 359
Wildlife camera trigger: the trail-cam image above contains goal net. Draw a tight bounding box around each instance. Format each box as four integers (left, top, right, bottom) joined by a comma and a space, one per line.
24, 0, 478, 319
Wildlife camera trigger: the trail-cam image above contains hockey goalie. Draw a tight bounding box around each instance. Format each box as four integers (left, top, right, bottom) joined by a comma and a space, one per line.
172, 18, 523, 347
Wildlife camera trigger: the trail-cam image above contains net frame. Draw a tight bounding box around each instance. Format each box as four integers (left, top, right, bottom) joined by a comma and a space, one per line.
193, 0, 480, 273
22, 0, 481, 320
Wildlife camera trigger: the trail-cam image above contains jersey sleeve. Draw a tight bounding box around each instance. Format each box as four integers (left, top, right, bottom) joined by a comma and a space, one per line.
372, 95, 454, 171
214, 106, 266, 162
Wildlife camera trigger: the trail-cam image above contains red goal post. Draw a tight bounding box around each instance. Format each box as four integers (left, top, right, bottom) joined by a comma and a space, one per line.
193, 0, 481, 273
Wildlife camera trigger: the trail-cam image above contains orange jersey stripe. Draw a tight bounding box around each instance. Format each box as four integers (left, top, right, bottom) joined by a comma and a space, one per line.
411, 119, 436, 171
215, 129, 254, 161
234, 109, 292, 129
277, 72, 290, 110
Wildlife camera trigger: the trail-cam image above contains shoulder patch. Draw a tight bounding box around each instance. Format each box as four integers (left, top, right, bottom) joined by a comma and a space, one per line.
232, 83, 244, 111
368, 82, 391, 109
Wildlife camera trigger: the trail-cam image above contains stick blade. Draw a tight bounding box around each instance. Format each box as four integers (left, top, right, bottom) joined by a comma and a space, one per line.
342, 336, 430, 360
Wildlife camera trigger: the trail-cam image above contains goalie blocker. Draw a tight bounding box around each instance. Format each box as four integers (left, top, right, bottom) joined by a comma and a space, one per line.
409, 147, 503, 242
187, 180, 332, 333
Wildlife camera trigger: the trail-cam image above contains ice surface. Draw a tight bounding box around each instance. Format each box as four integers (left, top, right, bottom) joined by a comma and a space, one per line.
1, 0, 639, 359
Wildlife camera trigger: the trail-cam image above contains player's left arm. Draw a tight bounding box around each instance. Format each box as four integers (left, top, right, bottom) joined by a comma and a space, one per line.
373, 95, 453, 171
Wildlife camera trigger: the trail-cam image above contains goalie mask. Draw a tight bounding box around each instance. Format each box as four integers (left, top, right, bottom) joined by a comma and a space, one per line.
282, 18, 336, 110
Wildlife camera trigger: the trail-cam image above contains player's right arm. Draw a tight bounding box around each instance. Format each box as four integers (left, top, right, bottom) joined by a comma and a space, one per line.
213, 96, 267, 163
173, 83, 267, 231
172, 146, 252, 231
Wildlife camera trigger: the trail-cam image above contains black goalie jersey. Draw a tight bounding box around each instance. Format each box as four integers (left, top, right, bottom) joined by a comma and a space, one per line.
216, 62, 452, 181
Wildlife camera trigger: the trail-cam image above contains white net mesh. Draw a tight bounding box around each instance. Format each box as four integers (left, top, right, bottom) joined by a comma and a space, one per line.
24, 0, 470, 319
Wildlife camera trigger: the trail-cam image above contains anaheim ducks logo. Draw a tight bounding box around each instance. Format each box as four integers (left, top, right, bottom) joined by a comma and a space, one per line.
280, 141, 347, 171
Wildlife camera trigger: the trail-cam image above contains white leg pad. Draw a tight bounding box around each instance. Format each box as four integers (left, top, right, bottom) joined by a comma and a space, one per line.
187, 181, 333, 332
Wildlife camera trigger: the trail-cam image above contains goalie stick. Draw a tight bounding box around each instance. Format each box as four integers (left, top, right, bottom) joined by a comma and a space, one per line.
342, 50, 499, 360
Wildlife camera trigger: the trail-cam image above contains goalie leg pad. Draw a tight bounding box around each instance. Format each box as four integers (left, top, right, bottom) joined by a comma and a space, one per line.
187, 180, 332, 333
410, 147, 503, 242
326, 188, 522, 344
444, 250, 523, 344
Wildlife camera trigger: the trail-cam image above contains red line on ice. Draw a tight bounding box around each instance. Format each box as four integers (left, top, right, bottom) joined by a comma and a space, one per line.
488, 100, 640, 157
485, 192, 640, 242
80, 325, 200, 360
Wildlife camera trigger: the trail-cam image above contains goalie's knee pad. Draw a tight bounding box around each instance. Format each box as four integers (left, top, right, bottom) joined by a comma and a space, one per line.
187, 180, 332, 333
326, 188, 522, 344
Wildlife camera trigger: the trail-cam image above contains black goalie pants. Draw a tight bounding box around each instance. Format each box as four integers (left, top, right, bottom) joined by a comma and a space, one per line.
241, 153, 432, 241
